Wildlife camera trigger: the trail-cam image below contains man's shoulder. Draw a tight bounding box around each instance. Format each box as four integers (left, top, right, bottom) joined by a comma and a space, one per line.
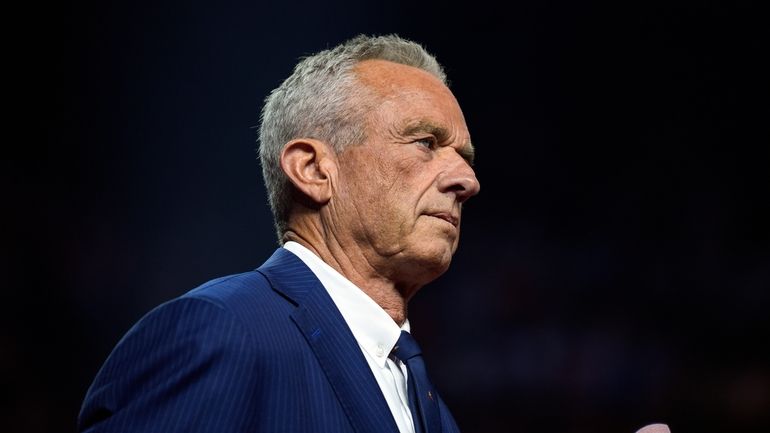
117, 270, 278, 344
170, 265, 293, 330
179, 247, 308, 311
183, 269, 273, 308
79, 259, 315, 432
103, 264, 300, 369
104, 248, 316, 366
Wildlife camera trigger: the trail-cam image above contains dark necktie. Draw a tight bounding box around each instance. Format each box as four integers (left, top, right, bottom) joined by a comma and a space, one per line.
392, 331, 442, 433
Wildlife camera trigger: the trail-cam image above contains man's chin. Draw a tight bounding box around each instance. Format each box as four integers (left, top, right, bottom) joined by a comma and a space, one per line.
402, 244, 454, 283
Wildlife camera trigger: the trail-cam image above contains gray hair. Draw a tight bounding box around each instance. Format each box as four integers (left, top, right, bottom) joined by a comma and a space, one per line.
258, 34, 447, 243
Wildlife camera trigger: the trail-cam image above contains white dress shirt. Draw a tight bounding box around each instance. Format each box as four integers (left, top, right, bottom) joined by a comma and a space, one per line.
283, 241, 416, 433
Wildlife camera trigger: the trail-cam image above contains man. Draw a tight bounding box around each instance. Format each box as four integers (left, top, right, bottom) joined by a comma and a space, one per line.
78, 34, 480, 433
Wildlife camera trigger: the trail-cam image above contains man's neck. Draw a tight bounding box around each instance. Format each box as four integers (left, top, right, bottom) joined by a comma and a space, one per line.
282, 230, 410, 326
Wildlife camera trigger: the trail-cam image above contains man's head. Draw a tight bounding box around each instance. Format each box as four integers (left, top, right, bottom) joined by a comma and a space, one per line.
259, 35, 479, 292
259, 35, 448, 239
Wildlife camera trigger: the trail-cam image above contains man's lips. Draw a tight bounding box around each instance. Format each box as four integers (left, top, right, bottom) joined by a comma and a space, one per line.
424, 212, 459, 227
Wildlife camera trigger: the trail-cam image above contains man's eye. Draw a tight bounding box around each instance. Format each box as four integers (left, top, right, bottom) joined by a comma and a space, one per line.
416, 137, 435, 149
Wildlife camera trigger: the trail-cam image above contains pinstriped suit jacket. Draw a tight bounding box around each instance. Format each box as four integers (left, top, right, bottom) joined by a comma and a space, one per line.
78, 247, 461, 433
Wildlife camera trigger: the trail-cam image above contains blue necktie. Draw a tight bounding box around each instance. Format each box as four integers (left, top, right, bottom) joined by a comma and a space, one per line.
392, 331, 442, 433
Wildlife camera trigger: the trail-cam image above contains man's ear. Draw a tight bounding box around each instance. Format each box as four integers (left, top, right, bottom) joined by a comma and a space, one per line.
279, 138, 335, 206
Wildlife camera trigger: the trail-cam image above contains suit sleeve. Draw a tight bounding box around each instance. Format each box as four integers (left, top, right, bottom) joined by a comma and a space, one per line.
78, 297, 262, 432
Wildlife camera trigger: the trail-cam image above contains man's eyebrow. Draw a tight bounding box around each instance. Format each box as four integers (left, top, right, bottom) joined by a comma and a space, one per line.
459, 142, 475, 166
401, 120, 451, 141
401, 120, 476, 166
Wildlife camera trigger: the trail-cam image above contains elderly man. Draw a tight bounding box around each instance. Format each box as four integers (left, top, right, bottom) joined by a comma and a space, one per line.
78, 35, 479, 433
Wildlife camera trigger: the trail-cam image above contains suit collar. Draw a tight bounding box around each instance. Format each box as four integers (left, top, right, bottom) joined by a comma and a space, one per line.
257, 248, 400, 433
255, 246, 317, 305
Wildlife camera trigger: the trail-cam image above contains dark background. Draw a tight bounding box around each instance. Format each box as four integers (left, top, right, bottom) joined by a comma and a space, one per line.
4, 1, 768, 432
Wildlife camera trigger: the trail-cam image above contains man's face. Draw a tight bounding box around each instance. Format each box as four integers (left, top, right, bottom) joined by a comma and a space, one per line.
330, 59, 480, 290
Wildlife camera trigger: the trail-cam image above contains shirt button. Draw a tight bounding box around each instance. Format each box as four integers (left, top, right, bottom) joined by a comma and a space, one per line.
376, 344, 384, 357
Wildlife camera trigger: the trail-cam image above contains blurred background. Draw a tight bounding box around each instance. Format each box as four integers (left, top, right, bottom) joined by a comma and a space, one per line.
3, 0, 768, 432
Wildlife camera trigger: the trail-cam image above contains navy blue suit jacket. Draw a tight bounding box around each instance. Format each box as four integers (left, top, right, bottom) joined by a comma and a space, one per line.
78, 248, 461, 432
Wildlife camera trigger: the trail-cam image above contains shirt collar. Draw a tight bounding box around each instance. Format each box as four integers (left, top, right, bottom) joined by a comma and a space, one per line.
283, 241, 408, 368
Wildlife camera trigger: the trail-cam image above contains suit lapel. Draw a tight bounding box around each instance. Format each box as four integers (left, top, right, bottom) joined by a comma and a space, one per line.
257, 248, 399, 433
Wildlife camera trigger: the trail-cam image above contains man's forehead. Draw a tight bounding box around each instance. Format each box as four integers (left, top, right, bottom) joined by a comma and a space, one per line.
353, 59, 447, 96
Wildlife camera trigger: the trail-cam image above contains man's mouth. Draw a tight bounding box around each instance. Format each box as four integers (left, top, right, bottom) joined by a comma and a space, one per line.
425, 212, 459, 227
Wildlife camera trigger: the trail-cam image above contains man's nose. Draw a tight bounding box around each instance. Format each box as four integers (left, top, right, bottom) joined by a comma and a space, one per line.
437, 156, 480, 203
